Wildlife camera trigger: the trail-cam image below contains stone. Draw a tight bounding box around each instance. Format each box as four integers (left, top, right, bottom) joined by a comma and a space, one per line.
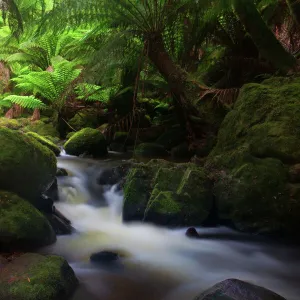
194, 279, 286, 300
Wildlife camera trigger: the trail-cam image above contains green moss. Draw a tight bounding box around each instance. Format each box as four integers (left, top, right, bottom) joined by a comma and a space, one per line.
26, 132, 60, 156
0, 191, 55, 248
123, 165, 156, 221
0, 128, 56, 203
124, 161, 213, 226
206, 77, 300, 234
64, 127, 107, 157
0, 253, 78, 300
0, 118, 22, 130
113, 131, 133, 145
23, 120, 59, 138
68, 109, 101, 130
66, 131, 76, 139
134, 143, 168, 160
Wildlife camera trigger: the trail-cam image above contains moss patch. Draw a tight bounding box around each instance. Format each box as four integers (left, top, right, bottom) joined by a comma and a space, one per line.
0, 128, 56, 204
23, 120, 59, 139
206, 77, 300, 235
0, 253, 78, 300
26, 132, 60, 156
64, 127, 107, 157
0, 191, 56, 250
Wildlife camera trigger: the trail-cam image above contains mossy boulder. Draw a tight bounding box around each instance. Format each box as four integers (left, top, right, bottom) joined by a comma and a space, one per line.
0, 191, 56, 250
123, 160, 213, 226
0, 128, 56, 204
134, 143, 168, 160
64, 127, 108, 157
0, 253, 78, 300
23, 120, 59, 140
195, 279, 286, 300
26, 132, 60, 156
206, 77, 300, 236
68, 108, 104, 131
0, 117, 30, 130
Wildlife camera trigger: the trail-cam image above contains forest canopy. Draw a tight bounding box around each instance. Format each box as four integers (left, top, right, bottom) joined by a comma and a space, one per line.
0, 0, 299, 143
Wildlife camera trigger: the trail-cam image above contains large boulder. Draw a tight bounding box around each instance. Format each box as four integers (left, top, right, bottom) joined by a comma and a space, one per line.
0, 253, 78, 300
123, 159, 213, 226
23, 119, 59, 140
0, 191, 56, 250
26, 132, 61, 156
64, 127, 108, 157
206, 77, 300, 236
194, 279, 286, 300
0, 128, 56, 203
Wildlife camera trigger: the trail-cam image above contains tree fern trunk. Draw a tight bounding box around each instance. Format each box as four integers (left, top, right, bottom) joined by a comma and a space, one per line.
287, 0, 300, 25
234, 0, 297, 71
147, 33, 197, 141
31, 108, 40, 121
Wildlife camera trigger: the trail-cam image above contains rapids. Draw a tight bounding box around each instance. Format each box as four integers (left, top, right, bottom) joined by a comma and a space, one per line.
42, 154, 300, 300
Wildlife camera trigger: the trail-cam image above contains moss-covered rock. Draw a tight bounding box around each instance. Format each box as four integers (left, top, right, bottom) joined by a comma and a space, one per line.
0, 117, 30, 130
0, 128, 56, 204
68, 108, 104, 131
123, 160, 213, 226
206, 77, 300, 236
23, 120, 59, 139
64, 127, 107, 157
0, 253, 78, 300
134, 143, 168, 160
26, 132, 61, 156
0, 191, 56, 250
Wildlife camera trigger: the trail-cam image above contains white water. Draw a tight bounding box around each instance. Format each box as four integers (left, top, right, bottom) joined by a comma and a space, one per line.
44, 155, 300, 300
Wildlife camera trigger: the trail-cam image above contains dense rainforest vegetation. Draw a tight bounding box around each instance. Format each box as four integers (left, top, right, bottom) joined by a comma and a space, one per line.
1, 1, 300, 300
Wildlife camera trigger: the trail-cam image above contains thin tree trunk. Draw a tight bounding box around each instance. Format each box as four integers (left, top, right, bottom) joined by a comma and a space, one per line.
287, 0, 300, 25
234, 0, 297, 71
146, 33, 197, 142
31, 108, 40, 121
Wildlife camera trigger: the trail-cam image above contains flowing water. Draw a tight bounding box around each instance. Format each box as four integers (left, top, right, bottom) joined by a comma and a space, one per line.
42, 153, 300, 300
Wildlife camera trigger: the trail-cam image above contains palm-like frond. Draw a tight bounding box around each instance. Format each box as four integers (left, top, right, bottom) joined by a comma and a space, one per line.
1, 94, 46, 109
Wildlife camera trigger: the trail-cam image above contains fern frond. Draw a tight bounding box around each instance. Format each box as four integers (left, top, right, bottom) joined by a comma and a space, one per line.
2, 95, 46, 109
199, 87, 240, 106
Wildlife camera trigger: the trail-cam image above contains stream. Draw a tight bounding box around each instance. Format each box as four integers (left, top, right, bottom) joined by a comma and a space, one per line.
42, 153, 300, 300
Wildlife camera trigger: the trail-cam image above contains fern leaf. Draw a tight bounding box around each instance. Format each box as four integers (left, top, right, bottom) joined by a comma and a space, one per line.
3, 95, 46, 109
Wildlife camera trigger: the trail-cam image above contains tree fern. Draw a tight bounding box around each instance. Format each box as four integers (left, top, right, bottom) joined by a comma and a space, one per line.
1, 94, 46, 109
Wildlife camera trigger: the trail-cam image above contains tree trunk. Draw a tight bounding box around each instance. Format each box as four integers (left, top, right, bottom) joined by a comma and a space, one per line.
287, 0, 300, 25
147, 33, 198, 142
31, 108, 40, 121
234, 0, 297, 71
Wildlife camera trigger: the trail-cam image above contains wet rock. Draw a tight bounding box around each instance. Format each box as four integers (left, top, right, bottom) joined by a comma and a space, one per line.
194, 278, 286, 300
44, 178, 59, 202
109, 142, 127, 152
35, 194, 54, 213
90, 251, 120, 265
97, 163, 132, 186
0, 253, 78, 300
46, 206, 72, 235
134, 143, 168, 160
56, 168, 68, 177
186, 227, 200, 239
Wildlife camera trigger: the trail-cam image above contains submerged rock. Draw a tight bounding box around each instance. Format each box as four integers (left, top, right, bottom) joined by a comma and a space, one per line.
0, 253, 78, 300
206, 77, 300, 236
90, 251, 120, 265
64, 127, 108, 157
0, 128, 56, 204
26, 131, 61, 156
195, 278, 286, 300
185, 227, 200, 239
0, 191, 56, 251
56, 168, 68, 177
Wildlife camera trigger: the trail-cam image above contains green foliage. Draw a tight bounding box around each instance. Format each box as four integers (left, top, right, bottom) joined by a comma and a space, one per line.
1, 95, 46, 109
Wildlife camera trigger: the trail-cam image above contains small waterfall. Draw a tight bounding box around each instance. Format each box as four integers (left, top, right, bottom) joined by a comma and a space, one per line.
44, 155, 300, 300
